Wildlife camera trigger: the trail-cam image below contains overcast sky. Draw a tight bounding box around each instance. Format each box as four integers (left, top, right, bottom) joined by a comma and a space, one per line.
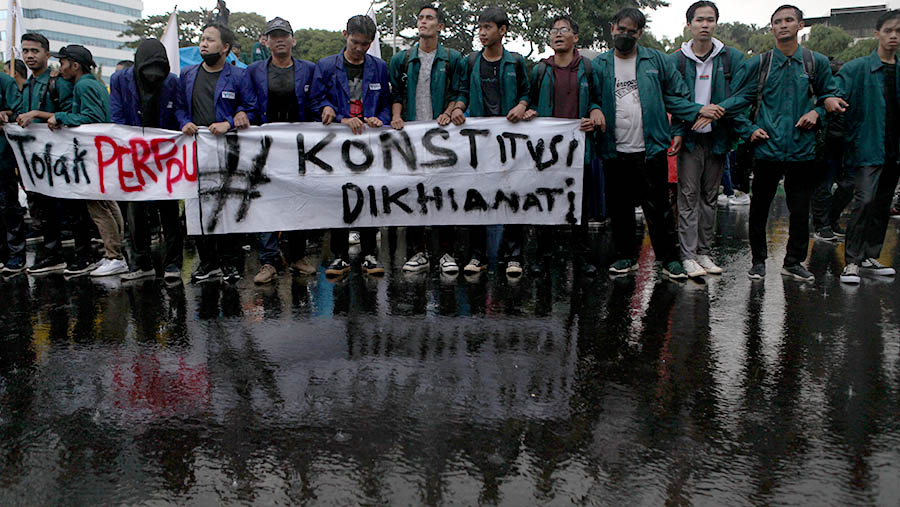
142, 0, 898, 43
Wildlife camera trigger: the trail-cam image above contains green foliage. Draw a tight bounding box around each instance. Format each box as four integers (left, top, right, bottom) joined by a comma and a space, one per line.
748, 32, 775, 55
835, 38, 878, 63
804, 24, 852, 58
120, 9, 266, 57
292, 29, 347, 63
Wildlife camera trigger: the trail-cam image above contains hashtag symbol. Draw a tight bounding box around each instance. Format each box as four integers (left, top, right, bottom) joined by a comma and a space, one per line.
199, 133, 273, 232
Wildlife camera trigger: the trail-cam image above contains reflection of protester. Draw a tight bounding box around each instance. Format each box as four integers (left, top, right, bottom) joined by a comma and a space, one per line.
49, 45, 128, 278
110, 38, 184, 282
0, 66, 23, 274
176, 22, 255, 283
310, 14, 391, 278
245, 16, 318, 284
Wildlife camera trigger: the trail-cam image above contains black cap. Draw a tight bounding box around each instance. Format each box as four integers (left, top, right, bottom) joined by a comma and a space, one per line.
265, 17, 293, 35
50, 45, 95, 68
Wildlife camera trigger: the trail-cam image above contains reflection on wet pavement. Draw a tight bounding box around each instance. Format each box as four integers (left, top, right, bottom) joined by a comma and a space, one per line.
1, 198, 900, 505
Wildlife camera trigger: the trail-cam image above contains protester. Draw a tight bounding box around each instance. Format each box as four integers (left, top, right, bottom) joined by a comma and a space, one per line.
110, 38, 184, 282
310, 14, 391, 278
245, 16, 318, 284
811, 59, 849, 242
733, 4, 846, 281
389, 4, 467, 275
252, 33, 270, 63
835, 9, 900, 284
525, 14, 604, 276
0, 60, 23, 274
5, 59, 27, 90
176, 22, 256, 283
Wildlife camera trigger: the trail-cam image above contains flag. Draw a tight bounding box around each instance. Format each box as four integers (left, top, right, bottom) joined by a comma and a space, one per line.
6, 0, 25, 74
366, 6, 381, 59
160, 9, 180, 76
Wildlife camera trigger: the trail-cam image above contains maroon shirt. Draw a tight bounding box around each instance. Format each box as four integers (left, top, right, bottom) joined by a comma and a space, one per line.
550, 50, 581, 119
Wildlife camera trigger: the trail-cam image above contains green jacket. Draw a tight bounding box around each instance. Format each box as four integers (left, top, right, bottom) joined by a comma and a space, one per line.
732, 45, 839, 162
594, 45, 701, 160
0, 73, 22, 169
21, 70, 73, 117
669, 44, 754, 155
836, 51, 900, 168
252, 42, 270, 63
55, 73, 110, 126
527, 53, 601, 163
389, 43, 466, 121
462, 49, 530, 117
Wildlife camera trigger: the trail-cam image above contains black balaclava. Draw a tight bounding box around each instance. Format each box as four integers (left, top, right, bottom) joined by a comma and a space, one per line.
134, 38, 170, 128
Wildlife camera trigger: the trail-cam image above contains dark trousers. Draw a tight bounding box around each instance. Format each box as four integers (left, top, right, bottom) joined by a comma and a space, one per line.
536, 164, 593, 258
749, 160, 816, 266
811, 142, 848, 229
127, 201, 183, 270
845, 161, 900, 264
406, 226, 455, 258
465, 225, 487, 262
258, 230, 308, 265
330, 227, 376, 259
35, 194, 93, 262
196, 234, 242, 271
605, 152, 678, 264
0, 167, 25, 264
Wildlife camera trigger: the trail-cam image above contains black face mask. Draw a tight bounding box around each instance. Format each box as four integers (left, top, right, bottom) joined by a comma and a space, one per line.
139, 68, 166, 88
613, 34, 637, 53
201, 52, 223, 66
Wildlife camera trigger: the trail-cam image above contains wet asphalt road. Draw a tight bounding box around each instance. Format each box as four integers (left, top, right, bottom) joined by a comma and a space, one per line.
1, 195, 900, 505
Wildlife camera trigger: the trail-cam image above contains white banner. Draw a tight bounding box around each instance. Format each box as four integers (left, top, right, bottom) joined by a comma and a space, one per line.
4, 119, 585, 234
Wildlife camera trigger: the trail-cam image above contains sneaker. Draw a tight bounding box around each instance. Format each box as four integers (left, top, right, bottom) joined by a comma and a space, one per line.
608, 258, 638, 274
362, 254, 385, 275
463, 257, 487, 274
325, 257, 350, 276
696, 255, 722, 274
747, 262, 766, 280
28, 257, 66, 274
682, 259, 707, 278
840, 263, 861, 284
814, 226, 837, 242
25, 230, 43, 245
64, 258, 99, 276
223, 265, 242, 283
506, 259, 523, 277
717, 194, 731, 206
891, 205, 900, 218
348, 231, 360, 245
635, 206, 643, 216
289, 259, 317, 275
253, 263, 277, 284
402, 252, 429, 272
163, 265, 182, 282
781, 264, 815, 281
2, 258, 26, 274
191, 265, 223, 283
832, 223, 846, 237
121, 266, 155, 281
728, 191, 751, 206
662, 260, 689, 280
439, 253, 459, 274
90, 258, 128, 277
861, 258, 896, 276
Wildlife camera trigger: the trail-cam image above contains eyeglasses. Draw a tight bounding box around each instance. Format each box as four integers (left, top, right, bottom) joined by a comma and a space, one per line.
549, 27, 572, 35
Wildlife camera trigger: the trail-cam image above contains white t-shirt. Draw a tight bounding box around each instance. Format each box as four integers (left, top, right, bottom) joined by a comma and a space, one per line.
614, 55, 645, 153
415, 50, 436, 121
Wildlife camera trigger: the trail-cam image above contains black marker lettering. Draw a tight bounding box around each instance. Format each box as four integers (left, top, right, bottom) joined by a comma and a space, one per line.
535, 187, 563, 211
379, 130, 417, 171
459, 128, 489, 169
527, 134, 564, 171
566, 138, 579, 167
492, 190, 519, 212
522, 192, 543, 212
464, 189, 488, 212
381, 186, 412, 214
421, 128, 457, 168
367, 185, 378, 217
416, 183, 443, 214
496, 135, 507, 164
342, 139, 374, 172
296, 132, 335, 174
343, 182, 364, 223
501, 132, 529, 159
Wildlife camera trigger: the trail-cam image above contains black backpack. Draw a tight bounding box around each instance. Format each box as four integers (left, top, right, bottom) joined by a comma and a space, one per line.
750, 47, 816, 121
31, 75, 62, 112
675, 47, 733, 96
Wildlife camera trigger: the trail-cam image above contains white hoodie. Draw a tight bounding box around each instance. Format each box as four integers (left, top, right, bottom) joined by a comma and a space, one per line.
679, 38, 725, 134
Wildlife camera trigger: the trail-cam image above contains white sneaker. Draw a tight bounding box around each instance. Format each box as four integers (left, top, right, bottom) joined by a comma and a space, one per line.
348, 231, 360, 245
439, 253, 459, 274
717, 194, 731, 206
402, 252, 429, 272
861, 258, 896, 276
728, 192, 751, 206
840, 263, 861, 284
696, 255, 723, 274
90, 258, 128, 277
682, 259, 707, 278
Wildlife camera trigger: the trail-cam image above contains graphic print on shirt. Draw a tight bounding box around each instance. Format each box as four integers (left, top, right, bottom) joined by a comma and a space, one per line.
615, 77, 638, 100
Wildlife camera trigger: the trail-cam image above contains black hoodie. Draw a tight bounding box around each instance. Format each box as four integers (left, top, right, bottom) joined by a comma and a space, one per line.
134, 38, 170, 128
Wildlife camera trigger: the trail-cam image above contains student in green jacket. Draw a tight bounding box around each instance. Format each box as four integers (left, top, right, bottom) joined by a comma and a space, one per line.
669, 1, 752, 279
596, 7, 717, 281
734, 5, 846, 282
835, 9, 900, 284
389, 4, 467, 276
0, 68, 24, 275
251, 34, 270, 63
49, 45, 129, 279
524, 14, 605, 277
457, 7, 531, 278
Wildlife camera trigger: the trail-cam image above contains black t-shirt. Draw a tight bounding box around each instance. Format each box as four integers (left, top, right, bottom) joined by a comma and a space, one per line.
267, 61, 300, 123
480, 58, 502, 117
885, 63, 899, 162
344, 57, 365, 118
192, 66, 221, 127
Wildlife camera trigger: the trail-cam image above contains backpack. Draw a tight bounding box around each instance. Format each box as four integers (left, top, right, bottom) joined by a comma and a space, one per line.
750, 47, 816, 121
398, 47, 455, 118
675, 47, 733, 96
531, 56, 595, 113
26, 74, 61, 112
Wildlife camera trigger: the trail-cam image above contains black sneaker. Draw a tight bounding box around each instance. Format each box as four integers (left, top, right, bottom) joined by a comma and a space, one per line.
362, 255, 385, 275
28, 256, 67, 274
64, 258, 98, 276
222, 265, 242, 283
747, 262, 766, 280
25, 230, 43, 245
2, 258, 26, 274
163, 265, 182, 282
325, 257, 350, 276
832, 222, 846, 237
781, 264, 815, 281
191, 265, 223, 283
814, 226, 836, 242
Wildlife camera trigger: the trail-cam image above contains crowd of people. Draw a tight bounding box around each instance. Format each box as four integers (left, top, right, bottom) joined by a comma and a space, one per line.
0, 1, 897, 287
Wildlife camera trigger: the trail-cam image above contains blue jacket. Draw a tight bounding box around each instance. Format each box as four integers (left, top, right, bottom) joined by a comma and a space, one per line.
175, 63, 256, 129
309, 49, 391, 124
110, 67, 179, 129
245, 56, 317, 124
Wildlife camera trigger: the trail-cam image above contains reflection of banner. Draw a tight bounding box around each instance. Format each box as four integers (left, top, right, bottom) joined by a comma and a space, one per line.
4, 124, 198, 200
4, 119, 585, 233
186, 118, 585, 234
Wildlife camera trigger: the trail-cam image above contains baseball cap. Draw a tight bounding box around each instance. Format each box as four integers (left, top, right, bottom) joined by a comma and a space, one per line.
50, 45, 96, 68
265, 17, 293, 36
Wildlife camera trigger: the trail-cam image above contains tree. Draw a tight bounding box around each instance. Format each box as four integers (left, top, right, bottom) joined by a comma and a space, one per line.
293, 29, 346, 63
120, 9, 265, 54
748, 32, 775, 55
836, 38, 878, 63
804, 24, 852, 58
